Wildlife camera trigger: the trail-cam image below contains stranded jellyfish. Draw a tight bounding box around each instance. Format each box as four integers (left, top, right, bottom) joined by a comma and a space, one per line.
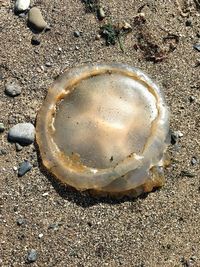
36, 63, 169, 197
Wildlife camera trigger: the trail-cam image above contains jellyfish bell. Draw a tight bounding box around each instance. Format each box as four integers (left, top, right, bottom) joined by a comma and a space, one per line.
36, 63, 170, 197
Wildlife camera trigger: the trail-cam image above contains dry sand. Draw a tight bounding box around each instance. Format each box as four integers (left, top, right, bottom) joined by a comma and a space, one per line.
0, 0, 200, 266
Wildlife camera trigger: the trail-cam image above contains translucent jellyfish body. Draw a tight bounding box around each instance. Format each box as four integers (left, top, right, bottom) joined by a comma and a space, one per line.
36, 63, 169, 197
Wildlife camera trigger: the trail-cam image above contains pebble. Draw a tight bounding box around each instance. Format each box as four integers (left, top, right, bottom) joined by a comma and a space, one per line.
176, 131, 183, 138
15, 143, 23, 151
28, 7, 47, 31
0, 148, 7, 155
74, 31, 81, 37
18, 161, 32, 177
181, 170, 195, 177
38, 233, 43, 239
5, 82, 22, 97
31, 35, 41, 46
191, 156, 198, 165
17, 218, 26, 226
0, 123, 5, 133
48, 223, 60, 231
8, 123, 35, 145
45, 62, 52, 67
185, 19, 192, 27
95, 34, 101, 40
189, 96, 195, 103
97, 6, 106, 20
193, 43, 200, 52
26, 249, 38, 263
15, 0, 30, 13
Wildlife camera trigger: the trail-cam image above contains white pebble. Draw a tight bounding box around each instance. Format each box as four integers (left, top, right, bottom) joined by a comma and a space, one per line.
15, 0, 30, 12
38, 233, 43, 238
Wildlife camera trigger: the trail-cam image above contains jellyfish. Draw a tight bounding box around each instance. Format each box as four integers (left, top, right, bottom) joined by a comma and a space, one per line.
36, 63, 170, 197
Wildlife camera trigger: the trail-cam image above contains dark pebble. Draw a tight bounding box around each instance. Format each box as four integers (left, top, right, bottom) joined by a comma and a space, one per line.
0, 148, 7, 155
193, 43, 200, 52
17, 218, 26, 226
189, 96, 195, 103
185, 19, 192, 26
18, 161, 32, 177
26, 249, 38, 263
31, 35, 41, 46
181, 170, 195, 177
170, 130, 178, 145
74, 31, 80, 37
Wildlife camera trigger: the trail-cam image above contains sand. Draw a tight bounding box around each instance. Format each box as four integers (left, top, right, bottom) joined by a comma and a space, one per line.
0, 0, 200, 266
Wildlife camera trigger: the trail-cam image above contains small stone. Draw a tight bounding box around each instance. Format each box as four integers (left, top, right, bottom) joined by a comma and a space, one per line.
18, 12, 27, 18
0, 123, 5, 133
122, 22, 132, 30
97, 6, 106, 20
5, 82, 22, 97
74, 31, 80, 37
42, 192, 49, 197
15, 143, 23, 152
13, 166, 18, 171
0, 148, 7, 155
193, 43, 200, 52
95, 34, 101, 40
15, 0, 30, 13
18, 161, 32, 177
38, 233, 43, 239
45, 62, 52, 67
48, 223, 59, 231
8, 123, 35, 145
31, 35, 41, 46
28, 7, 47, 32
170, 130, 179, 145
26, 249, 38, 263
177, 131, 183, 138
185, 19, 192, 26
189, 96, 195, 103
17, 218, 26, 226
191, 157, 198, 165
181, 170, 195, 177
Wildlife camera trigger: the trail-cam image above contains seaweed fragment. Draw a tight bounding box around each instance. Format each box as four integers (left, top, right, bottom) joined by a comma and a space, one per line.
100, 22, 132, 52
82, 0, 100, 12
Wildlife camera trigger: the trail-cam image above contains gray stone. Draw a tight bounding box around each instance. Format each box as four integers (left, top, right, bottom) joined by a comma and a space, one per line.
28, 7, 47, 31
193, 43, 200, 52
15, 0, 30, 12
5, 82, 22, 97
15, 143, 23, 151
8, 123, 35, 145
26, 249, 38, 263
17, 218, 26, 226
0, 123, 5, 133
18, 161, 32, 177
0, 148, 7, 155
191, 156, 198, 165
74, 31, 81, 37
